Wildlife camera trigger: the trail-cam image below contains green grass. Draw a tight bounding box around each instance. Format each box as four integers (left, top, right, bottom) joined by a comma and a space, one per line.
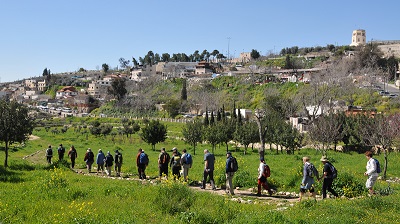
1, 120, 400, 223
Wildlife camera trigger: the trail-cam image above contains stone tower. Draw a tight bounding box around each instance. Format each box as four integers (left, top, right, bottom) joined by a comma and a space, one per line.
350, 29, 366, 46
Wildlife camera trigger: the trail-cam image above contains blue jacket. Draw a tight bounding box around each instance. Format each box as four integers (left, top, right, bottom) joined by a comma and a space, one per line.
96, 152, 105, 164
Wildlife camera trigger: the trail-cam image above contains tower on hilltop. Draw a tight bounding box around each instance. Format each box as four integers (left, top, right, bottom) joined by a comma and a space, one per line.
350, 29, 366, 46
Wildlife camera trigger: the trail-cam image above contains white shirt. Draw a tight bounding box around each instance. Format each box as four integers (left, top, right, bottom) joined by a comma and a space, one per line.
258, 162, 265, 179
366, 158, 378, 177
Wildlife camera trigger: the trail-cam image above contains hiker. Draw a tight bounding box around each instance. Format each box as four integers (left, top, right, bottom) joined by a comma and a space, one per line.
257, 157, 273, 196
57, 144, 65, 161
96, 149, 105, 175
320, 156, 339, 199
68, 145, 78, 168
158, 147, 170, 179
201, 149, 215, 190
225, 151, 235, 195
136, 148, 149, 179
45, 145, 53, 164
180, 149, 192, 182
84, 148, 95, 173
170, 147, 182, 180
114, 150, 123, 177
299, 156, 317, 201
104, 151, 114, 176
364, 151, 379, 195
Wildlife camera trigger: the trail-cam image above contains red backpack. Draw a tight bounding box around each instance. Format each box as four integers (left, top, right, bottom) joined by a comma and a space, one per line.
263, 164, 271, 177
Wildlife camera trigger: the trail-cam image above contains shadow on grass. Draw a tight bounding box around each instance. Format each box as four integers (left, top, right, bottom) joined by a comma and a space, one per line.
43, 160, 71, 170
0, 166, 25, 183
0, 145, 21, 153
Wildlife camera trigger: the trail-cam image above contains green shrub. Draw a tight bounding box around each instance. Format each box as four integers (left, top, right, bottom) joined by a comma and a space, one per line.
332, 171, 364, 197
155, 181, 195, 215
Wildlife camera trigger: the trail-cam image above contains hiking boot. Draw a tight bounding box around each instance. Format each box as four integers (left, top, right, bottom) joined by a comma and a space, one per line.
200, 186, 205, 189
212, 187, 216, 191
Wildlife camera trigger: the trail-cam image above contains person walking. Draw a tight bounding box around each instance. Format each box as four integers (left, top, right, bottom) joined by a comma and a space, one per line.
45, 145, 53, 164
57, 144, 65, 161
114, 150, 123, 177
136, 148, 149, 179
201, 149, 215, 190
257, 157, 273, 196
96, 149, 105, 175
225, 152, 235, 195
170, 147, 182, 180
364, 151, 379, 195
320, 156, 339, 199
158, 147, 170, 180
84, 148, 95, 173
105, 151, 114, 176
181, 149, 192, 182
299, 156, 317, 201
68, 145, 78, 168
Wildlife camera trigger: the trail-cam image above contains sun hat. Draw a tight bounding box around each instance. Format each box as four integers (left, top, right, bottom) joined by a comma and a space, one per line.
320, 156, 329, 162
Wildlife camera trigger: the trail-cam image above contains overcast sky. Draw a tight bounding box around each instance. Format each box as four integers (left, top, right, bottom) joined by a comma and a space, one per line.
1, 0, 399, 82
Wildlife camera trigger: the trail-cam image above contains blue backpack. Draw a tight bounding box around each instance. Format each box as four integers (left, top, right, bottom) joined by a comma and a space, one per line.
374, 158, 381, 173
139, 152, 149, 165
185, 153, 192, 164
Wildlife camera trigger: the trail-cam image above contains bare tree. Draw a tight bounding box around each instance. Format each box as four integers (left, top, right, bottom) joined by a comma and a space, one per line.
359, 114, 400, 179
308, 113, 345, 155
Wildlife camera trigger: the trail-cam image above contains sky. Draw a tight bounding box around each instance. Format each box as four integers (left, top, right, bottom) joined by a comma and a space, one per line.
1, 0, 399, 83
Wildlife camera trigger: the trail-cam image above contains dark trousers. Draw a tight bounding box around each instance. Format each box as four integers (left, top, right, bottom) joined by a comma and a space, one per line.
46, 156, 52, 164
172, 166, 181, 180
159, 164, 168, 177
322, 178, 338, 198
202, 169, 215, 189
58, 154, 64, 161
71, 158, 76, 168
138, 164, 146, 179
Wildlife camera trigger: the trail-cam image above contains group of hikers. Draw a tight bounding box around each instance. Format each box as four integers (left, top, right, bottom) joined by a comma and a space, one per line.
298, 150, 381, 201
45, 144, 78, 168
46, 145, 381, 199
45, 144, 123, 176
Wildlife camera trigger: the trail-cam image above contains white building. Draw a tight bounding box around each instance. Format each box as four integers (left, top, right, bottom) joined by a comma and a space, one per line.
350, 29, 366, 46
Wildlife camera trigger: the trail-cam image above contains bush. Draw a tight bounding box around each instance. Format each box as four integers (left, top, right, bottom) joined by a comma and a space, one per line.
332, 171, 364, 197
155, 181, 195, 215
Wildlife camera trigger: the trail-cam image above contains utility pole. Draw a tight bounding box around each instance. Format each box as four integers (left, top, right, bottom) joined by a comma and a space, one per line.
227, 37, 231, 63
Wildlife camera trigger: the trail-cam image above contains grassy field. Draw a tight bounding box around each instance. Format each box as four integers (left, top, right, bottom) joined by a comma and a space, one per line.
1, 119, 400, 223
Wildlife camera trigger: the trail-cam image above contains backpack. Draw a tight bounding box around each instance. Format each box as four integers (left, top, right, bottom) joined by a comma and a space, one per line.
88, 152, 94, 162
160, 152, 170, 164
172, 155, 181, 167
328, 162, 337, 179
70, 149, 76, 159
263, 164, 270, 177
46, 148, 53, 156
139, 153, 149, 165
185, 153, 192, 164
230, 157, 238, 172
117, 153, 123, 164
374, 158, 381, 173
307, 163, 319, 178
58, 147, 65, 154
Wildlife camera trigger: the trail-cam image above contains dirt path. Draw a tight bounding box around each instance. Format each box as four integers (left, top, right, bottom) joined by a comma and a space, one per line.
70, 166, 303, 205
24, 149, 308, 206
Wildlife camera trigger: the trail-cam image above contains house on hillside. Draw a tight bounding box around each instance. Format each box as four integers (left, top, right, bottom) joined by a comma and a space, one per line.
195, 61, 213, 75
37, 79, 48, 92
56, 86, 78, 99
74, 94, 98, 113
24, 79, 37, 89
161, 62, 197, 79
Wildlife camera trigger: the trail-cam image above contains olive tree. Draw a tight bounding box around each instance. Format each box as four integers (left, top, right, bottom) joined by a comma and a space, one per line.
140, 120, 167, 151
0, 100, 35, 167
